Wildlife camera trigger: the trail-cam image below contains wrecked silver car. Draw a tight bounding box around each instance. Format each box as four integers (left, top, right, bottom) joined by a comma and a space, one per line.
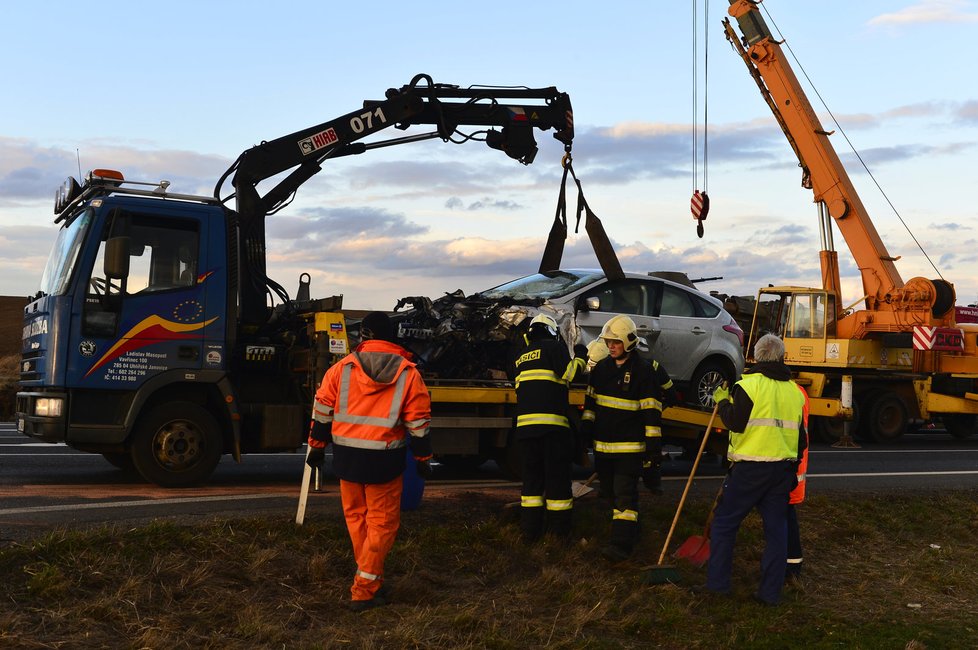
364, 269, 746, 407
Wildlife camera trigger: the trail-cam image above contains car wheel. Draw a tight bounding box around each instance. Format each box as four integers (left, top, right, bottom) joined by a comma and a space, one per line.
130, 402, 223, 487
688, 360, 733, 408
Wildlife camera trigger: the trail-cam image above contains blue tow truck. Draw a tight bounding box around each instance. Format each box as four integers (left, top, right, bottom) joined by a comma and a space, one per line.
16, 74, 575, 486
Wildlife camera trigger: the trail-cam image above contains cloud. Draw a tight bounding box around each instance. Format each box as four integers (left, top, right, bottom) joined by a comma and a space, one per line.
930, 222, 971, 231
869, 0, 978, 25
0, 137, 229, 203
958, 101, 978, 123
267, 206, 428, 245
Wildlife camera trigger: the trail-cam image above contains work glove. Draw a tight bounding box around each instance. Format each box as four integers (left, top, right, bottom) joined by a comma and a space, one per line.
415, 458, 434, 480
712, 384, 730, 404
306, 446, 326, 470
642, 460, 663, 494
573, 344, 588, 360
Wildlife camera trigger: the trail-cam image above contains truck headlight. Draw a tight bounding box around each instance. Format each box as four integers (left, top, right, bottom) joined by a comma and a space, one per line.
35, 398, 64, 417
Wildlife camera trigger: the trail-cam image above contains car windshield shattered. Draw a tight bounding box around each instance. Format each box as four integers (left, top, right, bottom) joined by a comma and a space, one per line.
476, 270, 604, 301
355, 272, 593, 383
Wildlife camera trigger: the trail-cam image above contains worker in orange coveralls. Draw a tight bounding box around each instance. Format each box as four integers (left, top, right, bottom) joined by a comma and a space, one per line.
787, 384, 811, 583
306, 311, 432, 612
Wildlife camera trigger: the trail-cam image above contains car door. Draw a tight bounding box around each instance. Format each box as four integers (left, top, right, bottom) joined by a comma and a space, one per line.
573, 279, 662, 353
651, 282, 713, 381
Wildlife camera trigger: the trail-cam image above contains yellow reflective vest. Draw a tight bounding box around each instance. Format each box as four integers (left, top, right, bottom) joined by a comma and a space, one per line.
727, 373, 805, 462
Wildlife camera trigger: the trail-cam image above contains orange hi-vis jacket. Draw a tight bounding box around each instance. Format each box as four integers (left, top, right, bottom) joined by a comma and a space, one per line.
310, 339, 432, 484
791, 384, 810, 505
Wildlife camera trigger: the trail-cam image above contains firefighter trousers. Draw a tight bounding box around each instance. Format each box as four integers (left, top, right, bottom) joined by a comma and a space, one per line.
340, 475, 403, 601
519, 428, 573, 540
594, 452, 642, 554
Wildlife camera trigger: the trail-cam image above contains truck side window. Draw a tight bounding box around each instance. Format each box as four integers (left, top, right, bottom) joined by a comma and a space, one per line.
129, 220, 199, 293
83, 214, 200, 337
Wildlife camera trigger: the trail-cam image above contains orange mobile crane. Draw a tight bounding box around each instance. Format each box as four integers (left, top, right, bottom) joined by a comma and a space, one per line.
725, 0, 978, 442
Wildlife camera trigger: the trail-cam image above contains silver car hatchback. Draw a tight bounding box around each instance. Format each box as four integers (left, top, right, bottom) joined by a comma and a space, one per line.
477, 269, 746, 406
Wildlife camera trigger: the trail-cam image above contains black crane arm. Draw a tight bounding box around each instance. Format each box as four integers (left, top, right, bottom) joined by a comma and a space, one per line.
218, 73, 574, 327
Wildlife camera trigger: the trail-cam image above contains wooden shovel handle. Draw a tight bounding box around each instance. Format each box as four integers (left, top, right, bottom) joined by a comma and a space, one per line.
656, 402, 720, 565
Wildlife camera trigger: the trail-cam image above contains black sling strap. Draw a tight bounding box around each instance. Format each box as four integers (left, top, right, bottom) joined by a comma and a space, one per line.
539, 154, 624, 281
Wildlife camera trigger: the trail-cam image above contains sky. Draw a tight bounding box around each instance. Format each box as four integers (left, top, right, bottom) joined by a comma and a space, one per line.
2, 0, 977, 311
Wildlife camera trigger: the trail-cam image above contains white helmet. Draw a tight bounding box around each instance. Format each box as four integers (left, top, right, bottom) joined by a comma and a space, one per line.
599, 314, 639, 352
528, 313, 558, 338
586, 339, 609, 364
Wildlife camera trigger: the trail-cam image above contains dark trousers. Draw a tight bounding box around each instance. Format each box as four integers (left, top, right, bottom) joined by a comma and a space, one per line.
706, 460, 796, 604
595, 452, 642, 552
520, 429, 573, 539
786, 504, 803, 577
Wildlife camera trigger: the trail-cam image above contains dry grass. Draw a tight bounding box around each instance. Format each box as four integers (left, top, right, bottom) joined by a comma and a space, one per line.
0, 489, 977, 649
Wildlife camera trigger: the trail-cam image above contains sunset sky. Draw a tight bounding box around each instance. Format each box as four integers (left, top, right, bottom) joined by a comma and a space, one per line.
2, 0, 976, 310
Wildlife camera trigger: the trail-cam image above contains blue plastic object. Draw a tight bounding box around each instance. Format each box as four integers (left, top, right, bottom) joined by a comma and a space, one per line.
401, 450, 425, 511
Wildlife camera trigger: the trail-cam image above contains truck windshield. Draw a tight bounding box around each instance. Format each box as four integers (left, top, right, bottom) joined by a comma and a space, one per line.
37, 209, 93, 297
477, 270, 603, 300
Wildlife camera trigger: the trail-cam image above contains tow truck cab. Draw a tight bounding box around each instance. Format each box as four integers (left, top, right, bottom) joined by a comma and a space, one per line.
17, 171, 242, 479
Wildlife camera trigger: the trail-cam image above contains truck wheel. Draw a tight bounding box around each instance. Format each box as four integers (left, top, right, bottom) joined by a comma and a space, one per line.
812, 398, 861, 444
944, 414, 977, 439
688, 361, 732, 408
130, 402, 223, 487
865, 391, 908, 443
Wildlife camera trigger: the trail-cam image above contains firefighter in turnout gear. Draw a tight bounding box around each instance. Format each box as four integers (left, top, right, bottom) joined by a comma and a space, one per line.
306, 311, 432, 611
514, 314, 587, 541
581, 315, 664, 562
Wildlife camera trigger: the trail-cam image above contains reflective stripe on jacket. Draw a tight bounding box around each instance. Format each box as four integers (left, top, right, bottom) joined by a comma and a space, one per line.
583, 353, 662, 454
727, 373, 804, 462
514, 338, 584, 436
311, 339, 431, 483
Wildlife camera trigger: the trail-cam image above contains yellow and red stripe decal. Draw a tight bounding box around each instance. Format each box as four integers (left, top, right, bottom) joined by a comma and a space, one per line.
84, 313, 218, 378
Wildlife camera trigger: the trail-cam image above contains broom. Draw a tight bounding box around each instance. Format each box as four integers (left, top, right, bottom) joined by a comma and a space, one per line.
641, 401, 721, 585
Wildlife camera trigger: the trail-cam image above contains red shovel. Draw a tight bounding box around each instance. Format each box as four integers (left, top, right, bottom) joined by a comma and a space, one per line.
673, 482, 723, 567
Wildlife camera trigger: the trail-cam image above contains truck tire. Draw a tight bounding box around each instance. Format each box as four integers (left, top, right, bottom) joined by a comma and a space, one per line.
812, 397, 861, 444
130, 402, 223, 487
865, 390, 908, 443
944, 414, 977, 439
688, 360, 733, 408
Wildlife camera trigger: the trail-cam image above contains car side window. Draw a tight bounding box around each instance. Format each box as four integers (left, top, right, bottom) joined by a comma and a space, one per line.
586, 281, 658, 316
660, 285, 696, 317
694, 295, 720, 318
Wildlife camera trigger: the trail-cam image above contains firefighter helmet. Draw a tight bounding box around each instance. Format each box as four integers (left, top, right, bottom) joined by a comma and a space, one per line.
586, 339, 609, 364
528, 313, 559, 339
599, 314, 638, 352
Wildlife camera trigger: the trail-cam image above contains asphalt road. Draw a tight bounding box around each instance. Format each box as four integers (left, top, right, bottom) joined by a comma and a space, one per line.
2, 423, 977, 543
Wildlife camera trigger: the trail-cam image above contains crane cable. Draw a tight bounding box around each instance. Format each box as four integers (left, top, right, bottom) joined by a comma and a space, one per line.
760, 3, 945, 282
691, 0, 711, 238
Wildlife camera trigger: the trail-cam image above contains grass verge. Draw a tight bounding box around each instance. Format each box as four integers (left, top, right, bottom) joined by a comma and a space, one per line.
1, 489, 976, 649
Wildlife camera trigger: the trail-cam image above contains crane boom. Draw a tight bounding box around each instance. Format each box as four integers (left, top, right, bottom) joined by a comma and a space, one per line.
725, 0, 955, 338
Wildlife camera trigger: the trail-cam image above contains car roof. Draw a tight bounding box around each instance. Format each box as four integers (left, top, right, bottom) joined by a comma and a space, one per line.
560, 268, 724, 308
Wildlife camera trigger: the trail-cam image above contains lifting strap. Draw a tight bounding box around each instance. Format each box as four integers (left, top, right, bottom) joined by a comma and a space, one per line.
539, 154, 624, 281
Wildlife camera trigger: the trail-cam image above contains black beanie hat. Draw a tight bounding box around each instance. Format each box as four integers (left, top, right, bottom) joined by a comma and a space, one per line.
361, 311, 395, 342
